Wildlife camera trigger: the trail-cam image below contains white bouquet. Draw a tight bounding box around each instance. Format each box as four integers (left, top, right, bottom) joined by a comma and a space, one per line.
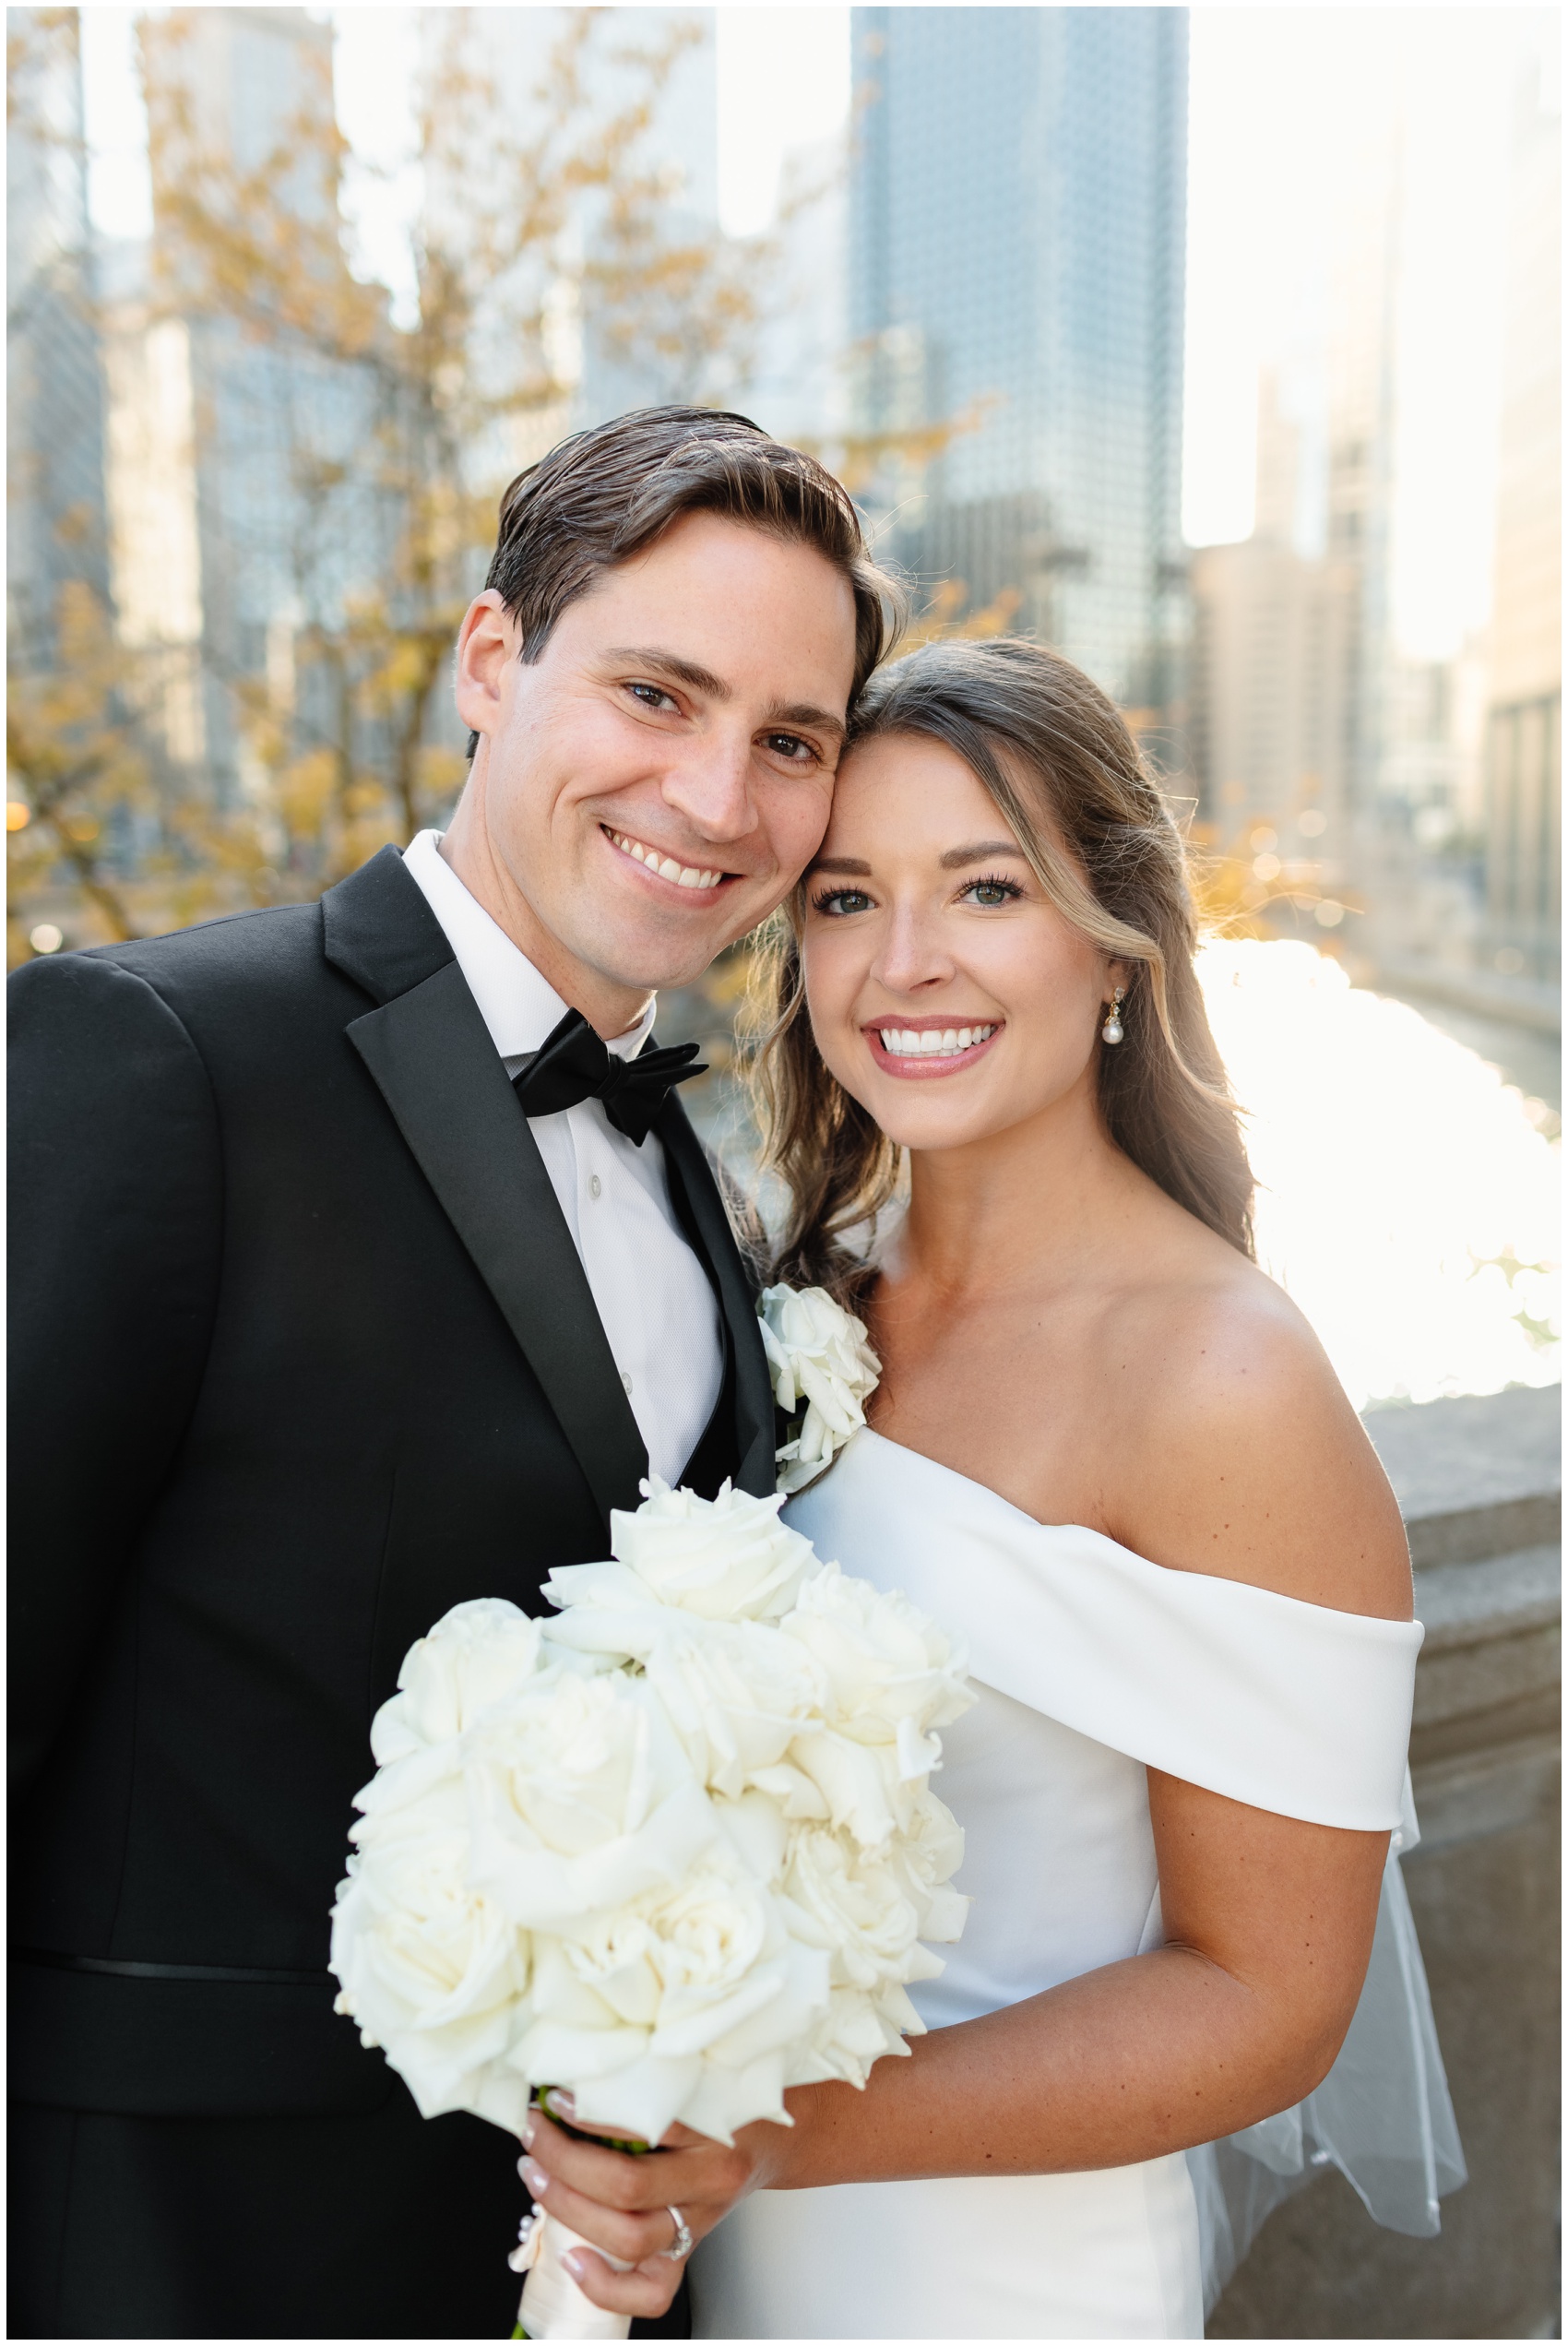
330, 1466, 972, 2340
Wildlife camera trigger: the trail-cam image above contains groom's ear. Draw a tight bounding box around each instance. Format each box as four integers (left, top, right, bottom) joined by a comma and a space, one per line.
455, 591, 516, 744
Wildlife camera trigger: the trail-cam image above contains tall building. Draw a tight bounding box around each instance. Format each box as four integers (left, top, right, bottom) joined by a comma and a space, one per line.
849, 6, 1188, 721
6, 6, 109, 671
1189, 376, 1357, 908
1323, 124, 1400, 824
1484, 57, 1561, 986
115, 7, 389, 796
748, 129, 850, 451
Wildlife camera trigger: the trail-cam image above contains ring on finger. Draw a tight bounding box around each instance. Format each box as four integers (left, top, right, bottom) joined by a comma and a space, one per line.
659, 2204, 694, 2262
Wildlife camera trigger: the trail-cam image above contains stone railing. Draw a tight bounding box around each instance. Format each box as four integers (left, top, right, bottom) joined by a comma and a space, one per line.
1210, 1383, 1562, 2340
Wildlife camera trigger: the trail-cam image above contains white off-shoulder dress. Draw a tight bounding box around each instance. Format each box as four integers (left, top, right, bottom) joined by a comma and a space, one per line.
690, 1430, 1463, 2341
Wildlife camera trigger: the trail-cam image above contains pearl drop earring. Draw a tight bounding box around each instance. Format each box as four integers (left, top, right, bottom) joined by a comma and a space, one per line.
1101, 986, 1125, 1046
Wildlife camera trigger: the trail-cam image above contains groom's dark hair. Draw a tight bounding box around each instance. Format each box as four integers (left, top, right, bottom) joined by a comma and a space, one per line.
468, 406, 901, 755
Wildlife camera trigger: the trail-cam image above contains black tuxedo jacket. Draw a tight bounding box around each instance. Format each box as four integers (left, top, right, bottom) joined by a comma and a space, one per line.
8, 846, 774, 2336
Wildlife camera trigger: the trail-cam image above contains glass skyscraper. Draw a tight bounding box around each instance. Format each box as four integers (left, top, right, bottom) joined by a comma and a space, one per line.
850, 6, 1188, 720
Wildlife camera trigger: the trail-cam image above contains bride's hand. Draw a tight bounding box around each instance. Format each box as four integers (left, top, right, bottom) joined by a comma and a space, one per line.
517, 2093, 803, 2318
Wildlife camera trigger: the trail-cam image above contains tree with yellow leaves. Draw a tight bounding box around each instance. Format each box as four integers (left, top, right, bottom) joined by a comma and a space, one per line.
7, 8, 790, 955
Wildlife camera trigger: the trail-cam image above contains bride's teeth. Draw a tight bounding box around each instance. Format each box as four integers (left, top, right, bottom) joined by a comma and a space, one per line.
877, 1022, 996, 1057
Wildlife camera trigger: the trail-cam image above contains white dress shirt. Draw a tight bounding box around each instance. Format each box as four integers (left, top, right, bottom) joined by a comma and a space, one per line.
401, 829, 724, 1487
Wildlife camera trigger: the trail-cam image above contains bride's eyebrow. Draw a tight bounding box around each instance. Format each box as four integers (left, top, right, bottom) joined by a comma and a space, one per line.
939, 840, 1027, 870
810, 855, 873, 875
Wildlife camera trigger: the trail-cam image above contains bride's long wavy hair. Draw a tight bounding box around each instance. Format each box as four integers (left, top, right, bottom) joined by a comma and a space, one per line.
748, 637, 1255, 1299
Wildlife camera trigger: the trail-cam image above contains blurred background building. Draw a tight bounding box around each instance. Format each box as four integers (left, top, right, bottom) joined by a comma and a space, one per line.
102, 8, 393, 807
1484, 54, 1561, 994
6, 6, 109, 670
848, 4, 1189, 730
1189, 373, 1357, 925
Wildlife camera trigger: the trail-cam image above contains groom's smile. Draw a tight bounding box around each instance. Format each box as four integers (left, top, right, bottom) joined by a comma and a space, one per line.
450, 508, 859, 1035
601, 826, 728, 892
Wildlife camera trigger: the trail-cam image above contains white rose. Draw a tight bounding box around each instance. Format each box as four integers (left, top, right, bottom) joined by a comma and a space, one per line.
759, 1284, 881, 1495
789, 1980, 918, 2090
639, 1619, 826, 1802
513, 1854, 831, 2146
784, 1564, 974, 1766
786, 1727, 907, 1847
777, 1822, 957, 2091
464, 1670, 719, 1934
779, 1823, 936, 1994
545, 1479, 818, 1625
329, 1774, 531, 2132
370, 1598, 551, 1766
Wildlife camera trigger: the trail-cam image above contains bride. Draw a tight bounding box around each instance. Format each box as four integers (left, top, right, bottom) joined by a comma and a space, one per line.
516, 636, 1460, 2339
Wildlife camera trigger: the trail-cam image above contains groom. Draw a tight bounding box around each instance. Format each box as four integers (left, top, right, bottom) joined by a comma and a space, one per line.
9, 406, 890, 2339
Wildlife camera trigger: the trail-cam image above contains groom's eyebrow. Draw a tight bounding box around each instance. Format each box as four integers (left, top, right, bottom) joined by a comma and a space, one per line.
766, 697, 847, 743
604, 649, 846, 742
606, 647, 731, 697
939, 840, 1027, 869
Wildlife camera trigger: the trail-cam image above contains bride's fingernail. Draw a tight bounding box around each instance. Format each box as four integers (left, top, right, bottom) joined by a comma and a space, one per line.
520, 2156, 548, 2197
521, 2114, 536, 2150
545, 2087, 576, 2120
561, 2251, 587, 2281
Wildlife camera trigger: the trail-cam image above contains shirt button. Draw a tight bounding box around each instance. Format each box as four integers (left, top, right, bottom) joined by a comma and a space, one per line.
622, 1372, 633, 1394
588, 1173, 602, 1200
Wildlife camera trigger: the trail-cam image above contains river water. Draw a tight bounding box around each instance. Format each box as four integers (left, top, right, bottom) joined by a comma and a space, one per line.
1198, 940, 1560, 1410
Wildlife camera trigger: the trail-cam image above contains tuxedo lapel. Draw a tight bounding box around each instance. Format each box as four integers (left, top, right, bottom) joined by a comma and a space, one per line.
657, 1097, 777, 1499
324, 851, 648, 1523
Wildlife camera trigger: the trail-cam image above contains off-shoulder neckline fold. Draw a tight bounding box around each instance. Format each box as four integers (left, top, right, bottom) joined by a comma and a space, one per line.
849, 1426, 1418, 1639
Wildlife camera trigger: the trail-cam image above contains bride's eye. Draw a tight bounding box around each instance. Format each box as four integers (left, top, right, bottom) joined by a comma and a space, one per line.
811, 886, 874, 917
961, 874, 1023, 909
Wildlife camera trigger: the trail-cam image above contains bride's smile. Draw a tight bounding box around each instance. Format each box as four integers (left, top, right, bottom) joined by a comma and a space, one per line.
863, 1014, 1001, 1076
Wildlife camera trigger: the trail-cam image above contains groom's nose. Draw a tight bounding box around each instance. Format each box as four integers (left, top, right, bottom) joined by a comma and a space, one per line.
659, 727, 761, 849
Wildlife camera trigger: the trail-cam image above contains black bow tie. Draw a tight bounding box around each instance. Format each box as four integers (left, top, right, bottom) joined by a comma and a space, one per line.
511, 1008, 707, 1146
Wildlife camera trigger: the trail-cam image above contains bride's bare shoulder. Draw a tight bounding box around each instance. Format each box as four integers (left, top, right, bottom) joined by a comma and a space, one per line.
1101, 1241, 1412, 1621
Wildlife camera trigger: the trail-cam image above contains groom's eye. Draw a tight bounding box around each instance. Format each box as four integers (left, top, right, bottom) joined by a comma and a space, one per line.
811, 887, 874, 916
625, 681, 678, 712
761, 731, 817, 766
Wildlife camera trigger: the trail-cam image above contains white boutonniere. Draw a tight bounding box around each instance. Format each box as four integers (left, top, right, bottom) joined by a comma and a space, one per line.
758, 1282, 882, 1495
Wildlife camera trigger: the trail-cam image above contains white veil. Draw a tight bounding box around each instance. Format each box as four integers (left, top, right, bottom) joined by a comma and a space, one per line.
1187, 1775, 1467, 2313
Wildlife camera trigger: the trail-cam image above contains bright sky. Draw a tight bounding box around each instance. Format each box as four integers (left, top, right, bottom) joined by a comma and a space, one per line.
77, 6, 1552, 660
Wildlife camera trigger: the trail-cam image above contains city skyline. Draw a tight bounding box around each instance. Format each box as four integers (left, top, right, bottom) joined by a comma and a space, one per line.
74, 4, 1551, 671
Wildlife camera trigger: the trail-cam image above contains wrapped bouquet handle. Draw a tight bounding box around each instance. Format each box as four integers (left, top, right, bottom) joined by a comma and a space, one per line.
511, 2102, 649, 2341
512, 2210, 629, 2341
